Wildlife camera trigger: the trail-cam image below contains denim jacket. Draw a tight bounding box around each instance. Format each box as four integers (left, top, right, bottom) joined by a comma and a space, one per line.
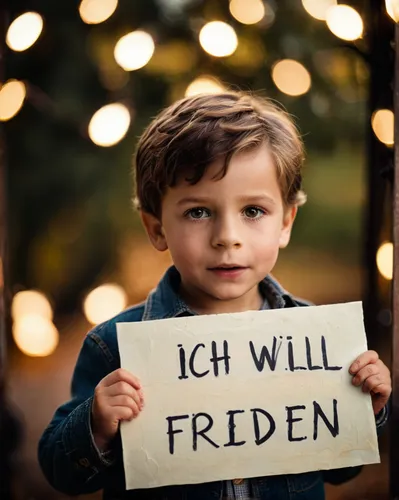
38, 266, 388, 500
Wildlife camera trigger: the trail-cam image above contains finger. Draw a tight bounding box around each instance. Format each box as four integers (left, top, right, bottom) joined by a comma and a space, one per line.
352, 363, 379, 386
110, 395, 141, 416
361, 374, 383, 393
107, 382, 143, 407
111, 405, 136, 422
349, 350, 379, 375
101, 368, 141, 390
369, 384, 392, 399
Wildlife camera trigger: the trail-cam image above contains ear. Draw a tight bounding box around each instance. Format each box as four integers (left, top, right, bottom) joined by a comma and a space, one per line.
279, 205, 297, 249
140, 211, 168, 252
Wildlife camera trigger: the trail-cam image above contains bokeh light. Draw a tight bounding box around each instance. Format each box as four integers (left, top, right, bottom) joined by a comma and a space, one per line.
6, 12, 43, 52
271, 59, 311, 96
326, 5, 363, 41
0, 80, 26, 121
12, 290, 53, 321
372, 109, 394, 146
88, 103, 131, 147
13, 315, 59, 357
301, 0, 337, 21
386, 0, 399, 22
185, 76, 225, 97
79, 0, 118, 24
114, 30, 155, 71
83, 283, 127, 325
229, 0, 265, 25
199, 21, 238, 57
376, 242, 393, 280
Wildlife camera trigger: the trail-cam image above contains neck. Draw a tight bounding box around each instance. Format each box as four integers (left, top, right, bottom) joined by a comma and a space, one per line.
179, 284, 263, 315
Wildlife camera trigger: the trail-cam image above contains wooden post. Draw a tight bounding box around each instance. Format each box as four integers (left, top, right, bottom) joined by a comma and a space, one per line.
0, 4, 19, 499
392, 21, 399, 500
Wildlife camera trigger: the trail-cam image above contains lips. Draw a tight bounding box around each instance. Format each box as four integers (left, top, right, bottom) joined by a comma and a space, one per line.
207, 265, 247, 278
208, 265, 245, 271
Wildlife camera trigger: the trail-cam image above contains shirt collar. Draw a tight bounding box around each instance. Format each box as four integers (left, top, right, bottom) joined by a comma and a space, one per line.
142, 266, 292, 321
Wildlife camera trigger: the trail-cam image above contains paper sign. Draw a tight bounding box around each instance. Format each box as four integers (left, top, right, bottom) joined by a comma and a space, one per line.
117, 302, 380, 490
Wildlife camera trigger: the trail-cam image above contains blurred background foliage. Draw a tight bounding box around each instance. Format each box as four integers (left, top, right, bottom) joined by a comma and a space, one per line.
5, 0, 373, 319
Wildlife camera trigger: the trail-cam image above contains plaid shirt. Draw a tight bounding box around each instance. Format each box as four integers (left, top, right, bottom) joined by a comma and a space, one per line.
225, 479, 255, 499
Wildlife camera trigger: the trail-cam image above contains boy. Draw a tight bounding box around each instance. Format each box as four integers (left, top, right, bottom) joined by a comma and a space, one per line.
38, 92, 391, 499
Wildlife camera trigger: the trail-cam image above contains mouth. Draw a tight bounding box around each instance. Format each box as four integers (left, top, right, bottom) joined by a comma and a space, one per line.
208, 265, 247, 271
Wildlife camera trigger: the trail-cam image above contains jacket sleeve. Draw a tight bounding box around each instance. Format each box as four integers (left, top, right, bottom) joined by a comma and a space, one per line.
375, 397, 391, 435
38, 327, 120, 495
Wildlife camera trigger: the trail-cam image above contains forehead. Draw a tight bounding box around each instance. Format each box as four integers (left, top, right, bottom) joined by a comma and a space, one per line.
164, 143, 283, 204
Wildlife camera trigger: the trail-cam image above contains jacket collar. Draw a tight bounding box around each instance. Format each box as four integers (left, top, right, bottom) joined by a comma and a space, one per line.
142, 266, 293, 321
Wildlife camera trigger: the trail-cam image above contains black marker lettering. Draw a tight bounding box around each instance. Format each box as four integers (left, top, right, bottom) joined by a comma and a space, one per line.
286, 405, 307, 442
305, 337, 322, 371
224, 410, 246, 447
313, 399, 339, 440
177, 344, 189, 380
192, 413, 220, 450
166, 414, 189, 454
251, 408, 276, 445
249, 337, 282, 372
210, 340, 230, 376
288, 336, 306, 371
321, 337, 342, 371
189, 344, 210, 378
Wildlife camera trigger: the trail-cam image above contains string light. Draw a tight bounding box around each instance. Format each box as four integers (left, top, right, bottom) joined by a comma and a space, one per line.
0, 80, 26, 121
185, 76, 225, 97
79, 0, 118, 25
6, 12, 44, 52
301, 0, 337, 21
229, 0, 265, 25
386, 0, 399, 22
326, 5, 363, 41
83, 283, 127, 325
13, 315, 59, 357
11, 290, 53, 321
88, 103, 131, 147
271, 59, 311, 96
376, 242, 393, 280
114, 31, 155, 71
372, 109, 394, 146
199, 21, 238, 58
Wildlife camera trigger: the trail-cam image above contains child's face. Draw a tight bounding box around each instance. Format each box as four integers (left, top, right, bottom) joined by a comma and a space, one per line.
143, 142, 297, 314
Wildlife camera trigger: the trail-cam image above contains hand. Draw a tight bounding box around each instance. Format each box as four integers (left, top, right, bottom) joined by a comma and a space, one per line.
91, 368, 144, 451
349, 350, 391, 415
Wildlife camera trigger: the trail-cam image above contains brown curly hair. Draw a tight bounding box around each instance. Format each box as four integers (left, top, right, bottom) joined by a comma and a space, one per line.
134, 91, 306, 218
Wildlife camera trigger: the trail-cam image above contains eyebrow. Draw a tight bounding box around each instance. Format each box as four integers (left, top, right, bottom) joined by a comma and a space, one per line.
177, 195, 277, 206
237, 195, 277, 205
177, 197, 212, 206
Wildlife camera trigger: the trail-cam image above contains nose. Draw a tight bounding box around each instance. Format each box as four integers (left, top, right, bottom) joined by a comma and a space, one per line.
210, 214, 242, 249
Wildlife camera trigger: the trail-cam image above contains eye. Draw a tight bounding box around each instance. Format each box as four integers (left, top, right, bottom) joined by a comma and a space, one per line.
185, 207, 211, 219
243, 206, 266, 219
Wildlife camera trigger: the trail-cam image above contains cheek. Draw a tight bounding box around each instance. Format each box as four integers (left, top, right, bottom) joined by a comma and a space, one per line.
164, 225, 205, 263
249, 217, 283, 241
249, 222, 283, 256
254, 239, 280, 259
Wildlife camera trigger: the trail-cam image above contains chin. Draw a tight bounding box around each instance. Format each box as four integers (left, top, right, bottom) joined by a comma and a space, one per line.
206, 286, 249, 302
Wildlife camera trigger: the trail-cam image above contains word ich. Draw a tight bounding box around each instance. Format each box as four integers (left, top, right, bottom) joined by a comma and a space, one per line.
177, 336, 342, 380
166, 399, 339, 455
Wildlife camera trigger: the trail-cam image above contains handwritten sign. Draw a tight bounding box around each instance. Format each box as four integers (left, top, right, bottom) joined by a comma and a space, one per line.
117, 302, 380, 490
